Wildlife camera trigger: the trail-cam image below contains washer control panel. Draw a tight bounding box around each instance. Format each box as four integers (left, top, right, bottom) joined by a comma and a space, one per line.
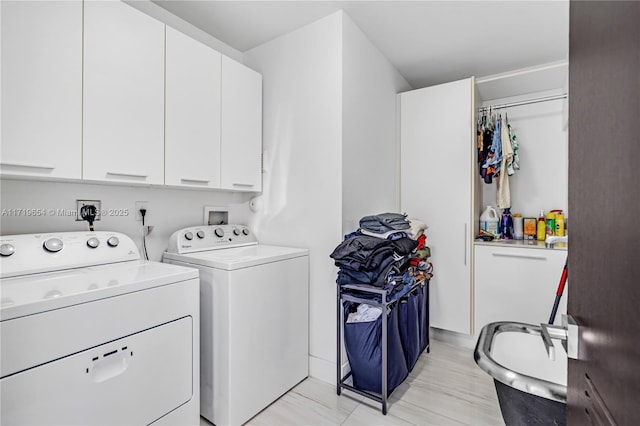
0, 232, 140, 279
166, 225, 258, 254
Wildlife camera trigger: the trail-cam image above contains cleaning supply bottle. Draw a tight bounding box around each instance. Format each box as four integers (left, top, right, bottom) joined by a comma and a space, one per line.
480, 206, 499, 236
537, 210, 546, 241
513, 213, 524, 240
553, 210, 565, 236
546, 211, 556, 236
501, 208, 514, 239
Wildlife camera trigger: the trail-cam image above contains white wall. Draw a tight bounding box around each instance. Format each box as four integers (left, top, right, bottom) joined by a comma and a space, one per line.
341, 14, 411, 233
0, 179, 252, 261
244, 10, 410, 384
480, 89, 568, 220
243, 12, 344, 383
124, 0, 243, 62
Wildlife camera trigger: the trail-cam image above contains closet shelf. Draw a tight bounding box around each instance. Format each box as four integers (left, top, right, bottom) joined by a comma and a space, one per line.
478, 93, 567, 112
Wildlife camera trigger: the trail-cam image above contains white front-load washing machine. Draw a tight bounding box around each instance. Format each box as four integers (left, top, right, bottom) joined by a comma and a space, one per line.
0, 231, 200, 425
163, 225, 309, 426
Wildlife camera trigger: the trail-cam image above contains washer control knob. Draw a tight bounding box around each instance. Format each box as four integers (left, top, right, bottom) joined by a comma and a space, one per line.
0, 244, 15, 257
214, 228, 224, 238
86, 237, 100, 249
107, 236, 119, 247
233, 229, 241, 236
197, 230, 205, 239
184, 232, 193, 241
242, 228, 250, 236
43, 238, 63, 253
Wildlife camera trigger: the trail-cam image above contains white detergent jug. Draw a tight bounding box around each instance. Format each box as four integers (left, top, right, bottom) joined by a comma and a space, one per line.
480, 206, 499, 235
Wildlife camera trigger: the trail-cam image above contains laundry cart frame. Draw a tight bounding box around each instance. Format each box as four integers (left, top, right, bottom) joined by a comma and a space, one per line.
336, 279, 430, 414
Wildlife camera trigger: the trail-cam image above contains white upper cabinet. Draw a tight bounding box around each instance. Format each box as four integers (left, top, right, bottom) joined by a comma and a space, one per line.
83, 1, 165, 184
1, 1, 263, 192
220, 56, 263, 192
165, 27, 222, 188
1, 1, 82, 179
400, 78, 476, 335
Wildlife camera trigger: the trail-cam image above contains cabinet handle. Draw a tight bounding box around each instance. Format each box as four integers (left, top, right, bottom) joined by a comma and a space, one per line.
464, 223, 467, 266
232, 183, 255, 188
90, 351, 132, 384
180, 178, 210, 185
1, 162, 55, 171
491, 252, 547, 261
106, 171, 148, 180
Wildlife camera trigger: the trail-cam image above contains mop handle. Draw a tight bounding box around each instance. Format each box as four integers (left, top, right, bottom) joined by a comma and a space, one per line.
556, 261, 568, 296
548, 259, 568, 324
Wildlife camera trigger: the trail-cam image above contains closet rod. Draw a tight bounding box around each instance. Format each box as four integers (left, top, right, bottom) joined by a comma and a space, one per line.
478, 93, 567, 111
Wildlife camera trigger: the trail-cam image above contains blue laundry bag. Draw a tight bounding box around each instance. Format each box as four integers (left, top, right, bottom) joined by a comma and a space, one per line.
417, 282, 430, 353
399, 290, 421, 371
343, 302, 408, 395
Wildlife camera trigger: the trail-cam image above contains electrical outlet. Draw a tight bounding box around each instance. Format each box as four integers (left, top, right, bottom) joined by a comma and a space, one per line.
135, 201, 149, 221
76, 200, 101, 222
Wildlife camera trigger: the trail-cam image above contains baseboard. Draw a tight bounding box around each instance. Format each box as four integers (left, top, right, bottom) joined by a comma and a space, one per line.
430, 327, 478, 349
308, 355, 336, 385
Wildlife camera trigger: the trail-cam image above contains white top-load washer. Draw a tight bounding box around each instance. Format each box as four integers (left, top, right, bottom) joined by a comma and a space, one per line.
163, 225, 309, 426
0, 231, 200, 425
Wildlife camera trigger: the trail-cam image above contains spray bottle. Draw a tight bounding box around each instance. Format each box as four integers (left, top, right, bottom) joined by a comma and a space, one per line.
537, 210, 546, 241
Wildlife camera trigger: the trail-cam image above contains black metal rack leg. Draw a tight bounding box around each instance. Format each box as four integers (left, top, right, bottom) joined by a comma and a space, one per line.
336, 288, 342, 396
382, 305, 388, 415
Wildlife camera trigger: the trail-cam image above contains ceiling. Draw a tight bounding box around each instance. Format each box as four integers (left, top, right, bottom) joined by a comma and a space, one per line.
151, 1, 569, 90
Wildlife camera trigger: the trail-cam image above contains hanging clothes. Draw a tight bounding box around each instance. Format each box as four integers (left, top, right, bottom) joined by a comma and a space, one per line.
477, 112, 486, 176
507, 121, 520, 174
487, 115, 503, 174
496, 113, 514, 208
477, 108, 521, 191
477, 111, 495, 183
481, 113, 504, 182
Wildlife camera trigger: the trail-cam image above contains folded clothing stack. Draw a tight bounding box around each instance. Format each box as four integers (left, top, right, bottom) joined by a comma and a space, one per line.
360, 212, 410, 231
330, 234, 417, 288
330, 212, 432, 293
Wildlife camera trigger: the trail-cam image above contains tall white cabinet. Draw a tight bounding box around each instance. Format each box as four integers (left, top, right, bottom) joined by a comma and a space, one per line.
165, 27, 222, 189
83, 1, 165, 185
399, 78, 478, 335
1, 1, 82, 179
220, 57, 263, 192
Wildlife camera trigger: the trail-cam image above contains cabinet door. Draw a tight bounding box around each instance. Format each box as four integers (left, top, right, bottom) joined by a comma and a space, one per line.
400, 78, 474, 335
220, 57, 262, 192
165, 27, 222, 188
474, 245, 567, 336
83, 1, 164, 184
1, 1, 82, 179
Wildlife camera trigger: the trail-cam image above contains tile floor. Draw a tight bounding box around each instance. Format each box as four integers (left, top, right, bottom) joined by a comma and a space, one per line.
201, 340, 505, 425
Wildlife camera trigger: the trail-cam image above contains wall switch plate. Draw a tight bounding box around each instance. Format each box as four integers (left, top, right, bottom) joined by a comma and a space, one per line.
76, 200, 101, 221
